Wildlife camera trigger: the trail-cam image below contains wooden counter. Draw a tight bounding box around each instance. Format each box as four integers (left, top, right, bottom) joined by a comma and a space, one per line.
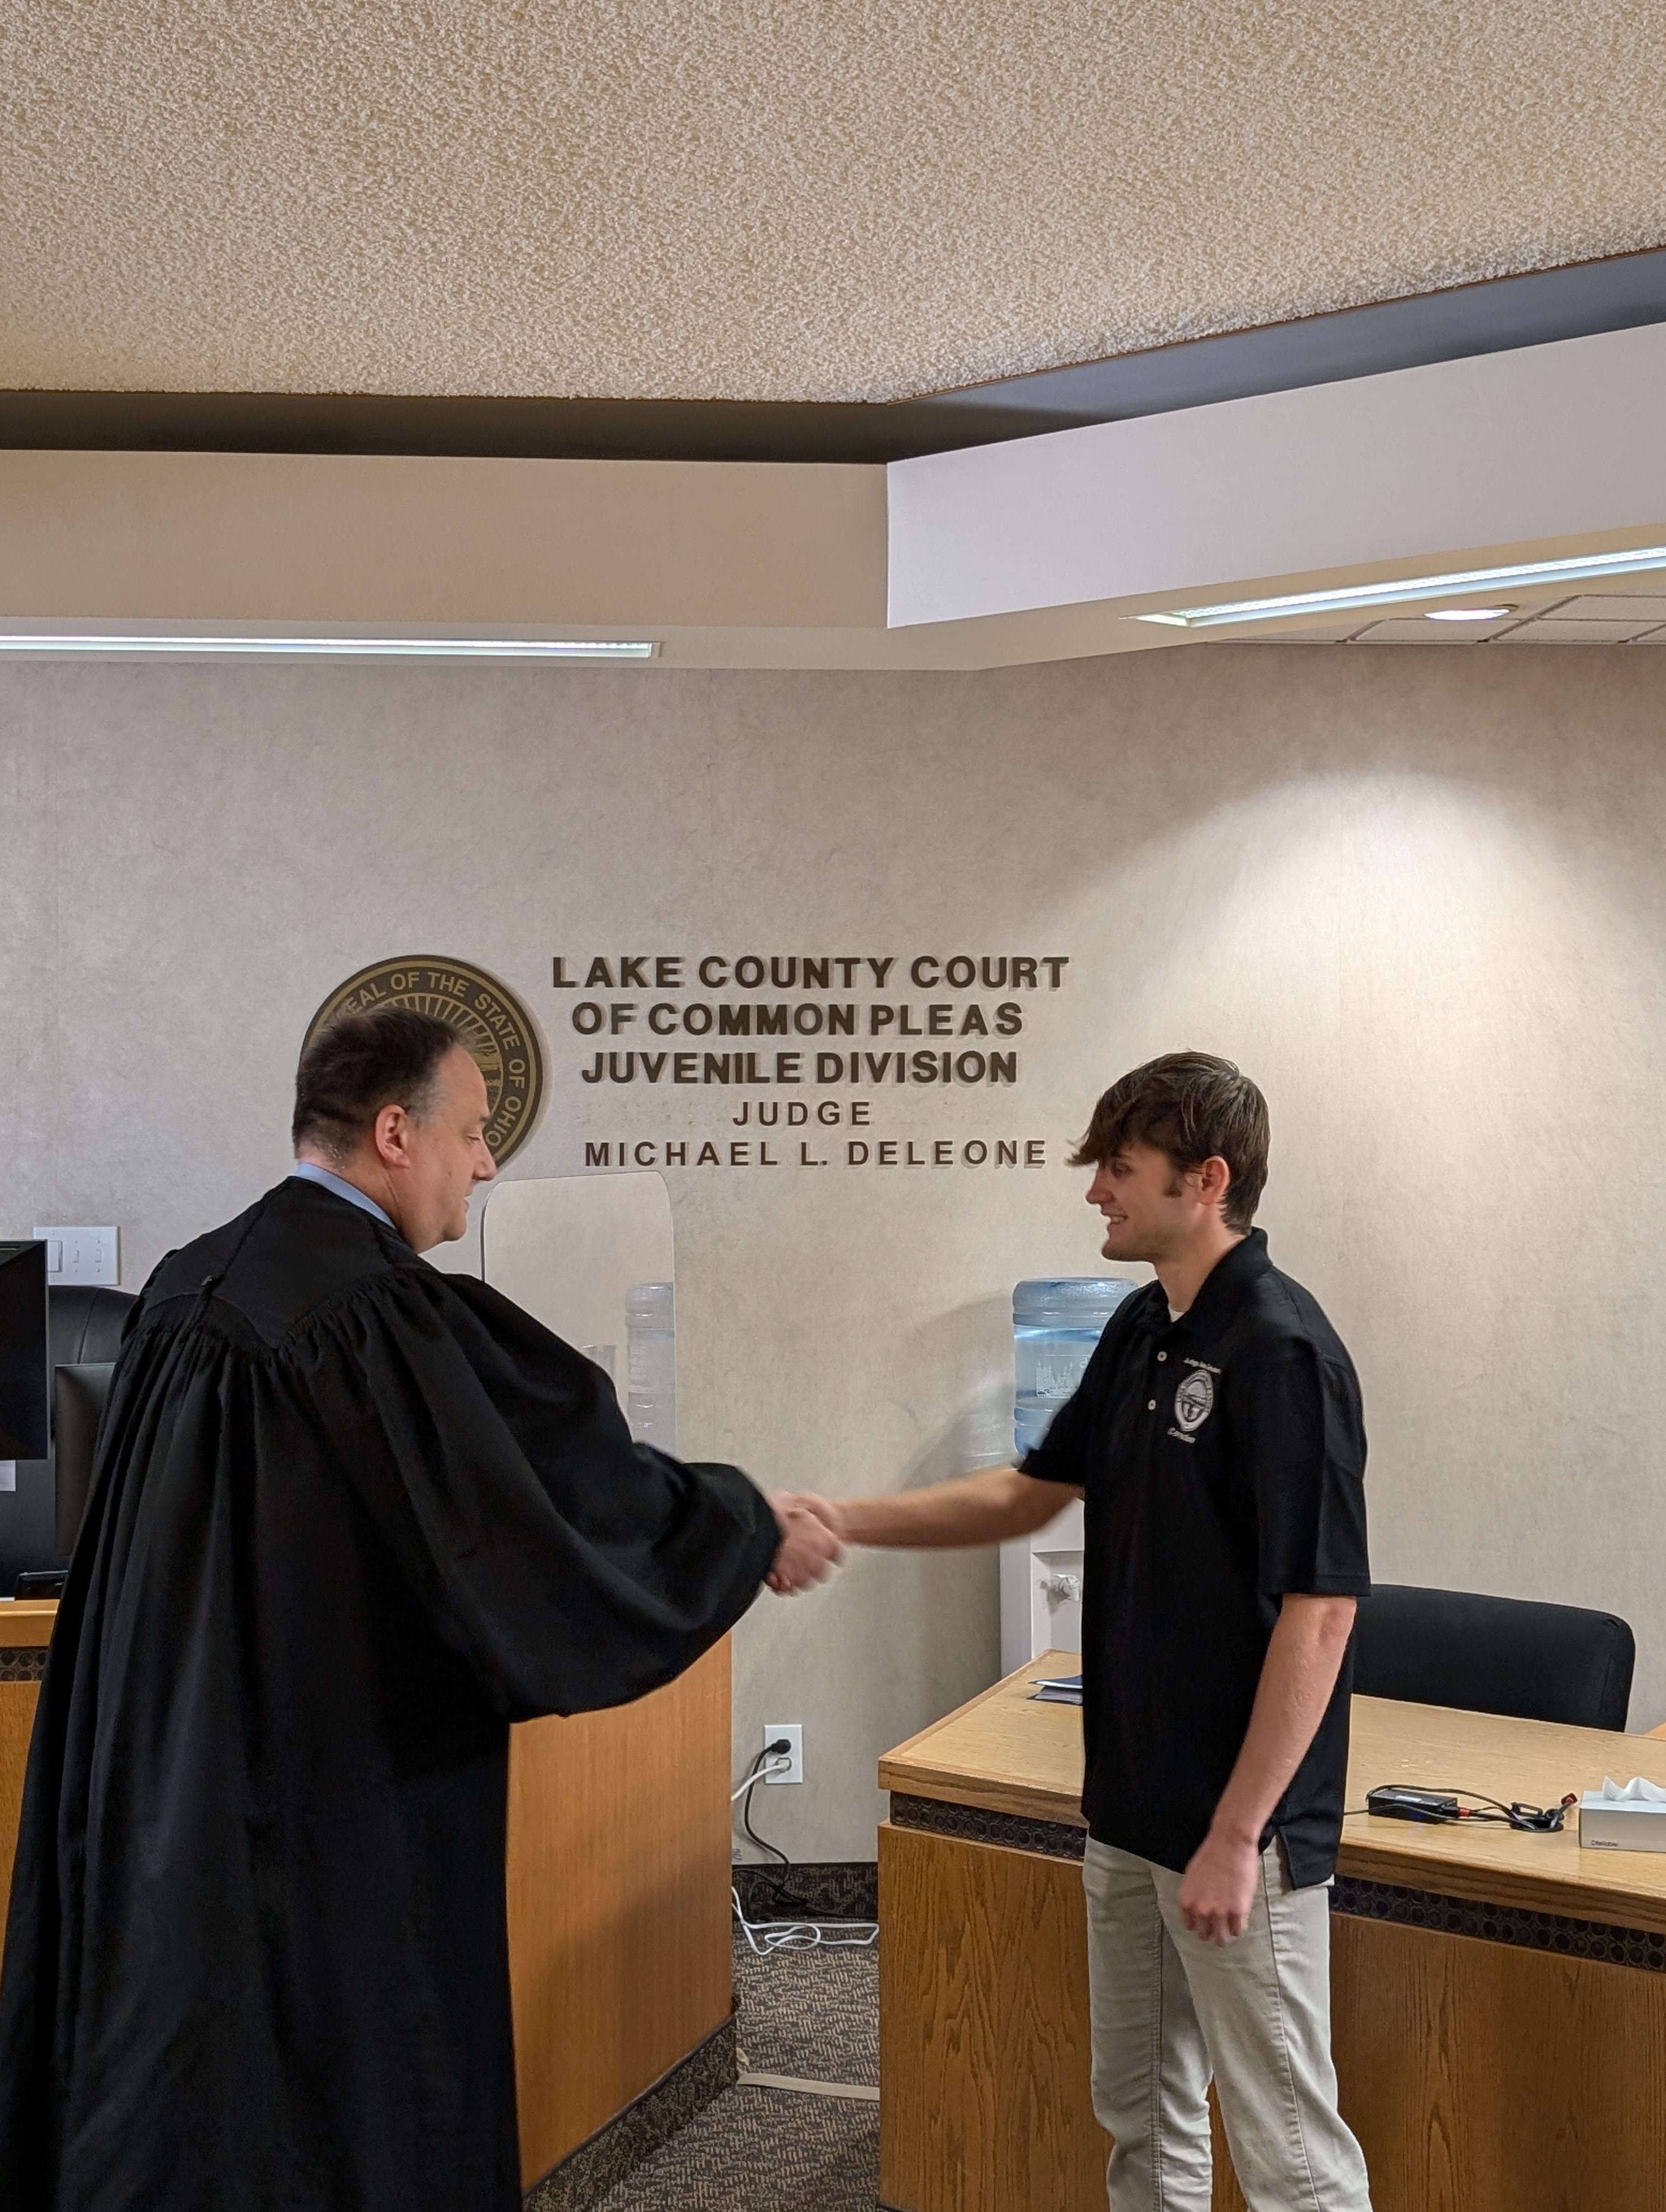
0, 1604, 56, 1916
0, 1603, 733, 2195
0, 1603, 62, 1649
879, 1651, 1666, 2212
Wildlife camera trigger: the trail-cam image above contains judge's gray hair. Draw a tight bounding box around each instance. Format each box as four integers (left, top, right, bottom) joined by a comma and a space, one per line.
292, 1006, 465, 1162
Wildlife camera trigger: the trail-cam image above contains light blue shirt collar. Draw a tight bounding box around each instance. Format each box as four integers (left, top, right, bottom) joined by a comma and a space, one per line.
291, 1161, 396, 1231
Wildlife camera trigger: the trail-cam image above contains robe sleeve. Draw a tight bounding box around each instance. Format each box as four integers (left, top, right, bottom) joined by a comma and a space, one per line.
297, 1268, 781, 1719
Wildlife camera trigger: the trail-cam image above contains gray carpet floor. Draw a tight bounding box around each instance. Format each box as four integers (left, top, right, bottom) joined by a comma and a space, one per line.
593, 1931, 881, 2212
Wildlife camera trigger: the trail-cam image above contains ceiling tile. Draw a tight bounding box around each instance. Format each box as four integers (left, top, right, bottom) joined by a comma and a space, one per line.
1537, 594, 1666, 621
1231, 621, 1371, 642
1350, 619, 1509, 642
1494, 619, 1665, 643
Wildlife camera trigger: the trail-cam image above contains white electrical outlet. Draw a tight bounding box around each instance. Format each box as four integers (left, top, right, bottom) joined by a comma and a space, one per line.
33, 1226, 119, 1288
763, 1722, 803, 1785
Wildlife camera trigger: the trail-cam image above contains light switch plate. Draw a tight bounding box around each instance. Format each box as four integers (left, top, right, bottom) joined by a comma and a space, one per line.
32, 1226, 119, 1288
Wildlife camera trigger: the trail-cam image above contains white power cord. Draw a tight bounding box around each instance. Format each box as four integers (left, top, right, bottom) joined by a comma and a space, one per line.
729, 1745, 878, 1955
731, 1887, 878, 1957
731, 1754, 792, 1801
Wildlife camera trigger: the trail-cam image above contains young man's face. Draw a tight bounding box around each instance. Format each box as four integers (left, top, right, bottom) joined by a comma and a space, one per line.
1085, 1142, 1211, 1263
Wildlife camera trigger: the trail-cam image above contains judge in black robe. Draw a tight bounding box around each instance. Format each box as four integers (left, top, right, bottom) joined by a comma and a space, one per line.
0, 1013, 809, 2212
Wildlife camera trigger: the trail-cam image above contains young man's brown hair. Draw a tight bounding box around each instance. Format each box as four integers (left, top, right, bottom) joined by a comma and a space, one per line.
1071, 1051, 1270, 1232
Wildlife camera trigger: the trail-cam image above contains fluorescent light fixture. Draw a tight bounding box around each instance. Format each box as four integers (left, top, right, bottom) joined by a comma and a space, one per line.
1425, 605, 1515, 622
1135, 545, 1666, 629
0, 634, 658, 659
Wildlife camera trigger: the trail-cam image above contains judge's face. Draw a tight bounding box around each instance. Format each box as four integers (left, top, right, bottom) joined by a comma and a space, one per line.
393, 1046, 497, 1250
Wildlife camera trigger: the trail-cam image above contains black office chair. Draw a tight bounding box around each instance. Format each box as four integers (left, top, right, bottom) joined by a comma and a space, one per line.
0, 1283, 136, 1594
1354, 1583, 1635, 1733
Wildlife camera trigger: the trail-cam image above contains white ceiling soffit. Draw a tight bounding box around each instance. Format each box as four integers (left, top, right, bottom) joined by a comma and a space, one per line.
5, 0, 1666, 406
11, 325, 1666, 672
886, 323, 1666, 633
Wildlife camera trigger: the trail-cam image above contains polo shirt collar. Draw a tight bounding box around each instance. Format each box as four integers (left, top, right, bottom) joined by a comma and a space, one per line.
1143, 1229, 1271, 1339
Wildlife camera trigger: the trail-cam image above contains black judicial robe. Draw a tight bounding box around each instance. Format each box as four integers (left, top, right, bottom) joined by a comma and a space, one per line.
0, 1176, 779, 2212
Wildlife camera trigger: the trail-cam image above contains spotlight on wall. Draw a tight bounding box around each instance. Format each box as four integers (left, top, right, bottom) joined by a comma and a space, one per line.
1135, 546, 1666, 629
0, 634, 660, 660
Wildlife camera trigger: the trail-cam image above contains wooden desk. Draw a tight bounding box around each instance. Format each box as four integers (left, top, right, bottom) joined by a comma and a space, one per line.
879, 1651, 1666, 2212
0, 1603, 732, 2195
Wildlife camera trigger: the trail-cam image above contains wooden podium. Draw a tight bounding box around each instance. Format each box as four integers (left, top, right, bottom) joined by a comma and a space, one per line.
0, 1603, 733, 2195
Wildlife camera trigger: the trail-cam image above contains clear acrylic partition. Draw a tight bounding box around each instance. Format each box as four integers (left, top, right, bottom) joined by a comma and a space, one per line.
479, 1172, 676, 1451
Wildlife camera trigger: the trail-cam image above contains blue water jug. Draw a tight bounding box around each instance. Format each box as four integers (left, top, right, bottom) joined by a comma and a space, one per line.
1013, 1277, 1136, 1457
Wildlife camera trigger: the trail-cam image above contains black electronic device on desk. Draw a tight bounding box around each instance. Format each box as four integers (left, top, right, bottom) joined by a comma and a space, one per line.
1363, 1782, 1577, 1833
53, 1362, 117, 1554
11, 1361, 120, 1598
0, 1276, 135, 1595
0, 1241, 50, 1464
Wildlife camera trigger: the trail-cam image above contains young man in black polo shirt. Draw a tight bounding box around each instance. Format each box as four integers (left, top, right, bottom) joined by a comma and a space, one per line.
797, 1053, 1373, 2211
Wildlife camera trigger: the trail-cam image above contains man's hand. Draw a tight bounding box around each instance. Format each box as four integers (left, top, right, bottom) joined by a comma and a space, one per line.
776, 1491, 844, 1540
1180, 1593, 1357, 1945
773, 1471, 1072, 1551
1177, 1826, 1261, 1946
766, 1494, 844, 1594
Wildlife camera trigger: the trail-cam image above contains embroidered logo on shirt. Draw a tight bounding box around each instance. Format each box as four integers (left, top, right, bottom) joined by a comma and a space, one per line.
1173, 1369, 1215, 1433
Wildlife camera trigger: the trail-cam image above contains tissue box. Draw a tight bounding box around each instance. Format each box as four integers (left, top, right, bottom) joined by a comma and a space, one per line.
1579, 1776, 1666, 1853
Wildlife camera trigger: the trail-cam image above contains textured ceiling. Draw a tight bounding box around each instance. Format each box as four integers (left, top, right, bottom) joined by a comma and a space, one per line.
4, 1, 1665, 405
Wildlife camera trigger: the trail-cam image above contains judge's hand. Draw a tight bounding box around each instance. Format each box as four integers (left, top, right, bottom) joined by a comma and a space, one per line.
1176, 1827, 1260, 1946
766, 1495, 844, 1594
773, 1491, 845, 1542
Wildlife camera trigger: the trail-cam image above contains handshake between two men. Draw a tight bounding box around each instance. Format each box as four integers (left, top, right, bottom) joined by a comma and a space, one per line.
764, 1465, 1069, 1596
765, 1489, 849, 1594
761, 1467, 1066, 1596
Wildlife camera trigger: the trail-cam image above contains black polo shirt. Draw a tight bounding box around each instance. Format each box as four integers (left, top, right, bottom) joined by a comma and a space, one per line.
1023, 1230, 1370, 1886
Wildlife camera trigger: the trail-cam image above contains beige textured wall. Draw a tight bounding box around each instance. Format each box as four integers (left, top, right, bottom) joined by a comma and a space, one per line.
4, 646, 1665, 1859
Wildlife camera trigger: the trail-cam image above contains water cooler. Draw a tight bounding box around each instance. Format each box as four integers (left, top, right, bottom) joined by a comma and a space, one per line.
999, 1276, 1135, 1673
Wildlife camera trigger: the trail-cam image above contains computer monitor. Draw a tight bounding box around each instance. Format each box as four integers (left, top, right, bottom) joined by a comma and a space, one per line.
0, 1241, 49, 1463
54, 1362, 116, 1555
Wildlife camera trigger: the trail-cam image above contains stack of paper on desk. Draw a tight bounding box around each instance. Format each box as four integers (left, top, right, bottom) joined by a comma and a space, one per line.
1579, 1775, 1666, 1852
1031, 1673, 1083, 1706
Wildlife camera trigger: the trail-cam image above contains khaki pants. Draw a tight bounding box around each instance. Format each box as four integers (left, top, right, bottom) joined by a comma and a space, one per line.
1082, 1836, 1372, 2212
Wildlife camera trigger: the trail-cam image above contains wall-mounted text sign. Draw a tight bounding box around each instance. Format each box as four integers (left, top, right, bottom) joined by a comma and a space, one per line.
553, 951, 1066, 1088
554, 951, 1069, 1171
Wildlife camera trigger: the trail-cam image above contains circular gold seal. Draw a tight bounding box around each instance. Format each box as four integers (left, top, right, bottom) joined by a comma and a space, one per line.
305, 957, 545, 1166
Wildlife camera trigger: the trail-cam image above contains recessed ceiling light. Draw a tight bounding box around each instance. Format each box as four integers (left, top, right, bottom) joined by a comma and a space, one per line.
1424, 605, 1515, 622
1135, 545, 1666, 629
0, 634, 659, 659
